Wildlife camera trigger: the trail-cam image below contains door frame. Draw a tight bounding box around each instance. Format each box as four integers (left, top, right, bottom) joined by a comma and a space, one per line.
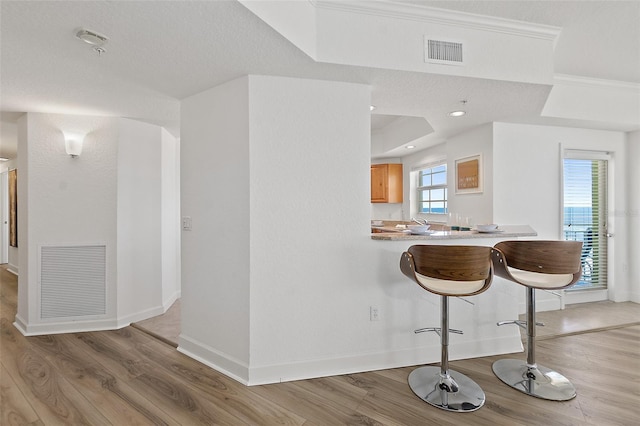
560, 147, 613, 305
0, 170, 8, 264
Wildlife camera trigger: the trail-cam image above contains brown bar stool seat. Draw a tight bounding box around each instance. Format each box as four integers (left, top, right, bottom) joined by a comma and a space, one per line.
400, 245, 493, 412
491, 240, 583, 401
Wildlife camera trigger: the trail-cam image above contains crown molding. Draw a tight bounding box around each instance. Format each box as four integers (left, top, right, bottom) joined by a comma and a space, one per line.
314, 0, 561, 42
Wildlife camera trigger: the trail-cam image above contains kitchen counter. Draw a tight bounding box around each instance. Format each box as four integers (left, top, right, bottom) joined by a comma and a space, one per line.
360, 223, 538, 381
365, 223, 537, 373
371, 224, 537, 240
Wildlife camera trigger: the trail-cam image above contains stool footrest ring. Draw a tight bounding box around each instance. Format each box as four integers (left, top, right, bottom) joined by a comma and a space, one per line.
414, 327, 463, 335
497, 320, 544, 329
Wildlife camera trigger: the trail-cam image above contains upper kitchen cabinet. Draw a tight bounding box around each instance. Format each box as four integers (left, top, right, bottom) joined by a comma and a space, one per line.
371, 163, 403, 203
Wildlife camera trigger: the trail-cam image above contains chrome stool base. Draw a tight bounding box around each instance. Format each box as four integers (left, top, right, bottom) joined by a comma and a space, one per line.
492, 359, 576, 401
408, 366, 485, 412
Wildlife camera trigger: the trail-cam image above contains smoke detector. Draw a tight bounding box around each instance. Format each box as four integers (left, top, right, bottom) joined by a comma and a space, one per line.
75, 28, 108, 55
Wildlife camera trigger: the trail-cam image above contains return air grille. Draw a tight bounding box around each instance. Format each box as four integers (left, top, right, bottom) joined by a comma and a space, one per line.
425, 38, 464, 65
40, 245, 106, 319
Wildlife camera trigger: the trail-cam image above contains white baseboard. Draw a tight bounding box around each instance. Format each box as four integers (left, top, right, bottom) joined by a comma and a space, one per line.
12, 314, 28, 335
564, 289, 608, 305
13, 314, 122, 336
178, 335, 249, 385
118, 292, 181, 328
6, 263, 18, 275
163, 290, 181, 311
13, 302, 174, 336
117, 293, 181, 328
116, 305, 167, 329
177, 331, 523, 387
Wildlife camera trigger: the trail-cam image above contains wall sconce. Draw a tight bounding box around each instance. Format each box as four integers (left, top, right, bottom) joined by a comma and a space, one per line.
64, 132, 85, 158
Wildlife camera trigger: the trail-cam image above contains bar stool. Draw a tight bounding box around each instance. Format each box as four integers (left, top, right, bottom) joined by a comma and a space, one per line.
400, 245, 493, 412
491, 240, 582, 401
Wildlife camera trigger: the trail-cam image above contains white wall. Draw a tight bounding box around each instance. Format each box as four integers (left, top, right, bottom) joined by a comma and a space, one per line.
180, 75, 382, 383
15, 113, 119, 333
493, 122, 629, 309
0, 119, 18, 159
399, 124, 494, 226
161, 129, 181, 308
13, 113, 180, 335
628, 130, 640, 302
16, 116, 27, 316
315, 2, 557, 84
446, 123, 494, 225
180, 76, 252, 379
247, 75, 372, 374
117, 118, 163, 323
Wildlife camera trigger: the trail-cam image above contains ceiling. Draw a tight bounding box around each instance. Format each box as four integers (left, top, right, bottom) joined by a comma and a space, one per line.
1, 0, 639, 160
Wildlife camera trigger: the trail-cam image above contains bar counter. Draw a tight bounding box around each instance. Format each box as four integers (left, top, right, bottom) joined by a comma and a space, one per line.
363, 223, 539, 375
371, 224, 537, 240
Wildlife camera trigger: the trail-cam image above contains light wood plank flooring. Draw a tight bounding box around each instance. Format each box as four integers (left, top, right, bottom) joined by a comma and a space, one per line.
531, 299, 640, 339
2, 265, 639, 425
133, 299, 181, 347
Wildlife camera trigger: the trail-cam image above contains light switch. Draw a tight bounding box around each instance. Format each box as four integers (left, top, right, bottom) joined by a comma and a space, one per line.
182, 216, 192, 231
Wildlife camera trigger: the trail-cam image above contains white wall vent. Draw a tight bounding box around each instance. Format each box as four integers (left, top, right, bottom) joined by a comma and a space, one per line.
424, 37, 465, 65
40, 245, 106, 319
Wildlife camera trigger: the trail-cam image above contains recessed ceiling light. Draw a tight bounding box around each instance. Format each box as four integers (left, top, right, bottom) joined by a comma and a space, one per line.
448, 110, 466, 117
370, 105, 376, 111
405, 145, 415, 149
0, 158, 9, 162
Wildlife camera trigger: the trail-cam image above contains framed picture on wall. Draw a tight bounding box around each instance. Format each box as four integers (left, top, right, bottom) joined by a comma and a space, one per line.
9, 168, 17, 247
455, 154, 482, 194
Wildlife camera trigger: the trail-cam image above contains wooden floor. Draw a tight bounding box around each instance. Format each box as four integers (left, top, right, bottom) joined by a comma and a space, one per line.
2, 266, 640, 425
133, 299, 181, 347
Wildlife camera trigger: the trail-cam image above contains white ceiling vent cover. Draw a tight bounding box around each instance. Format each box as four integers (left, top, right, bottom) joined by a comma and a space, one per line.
40, 245, 106, 319
424, 37, 465, 66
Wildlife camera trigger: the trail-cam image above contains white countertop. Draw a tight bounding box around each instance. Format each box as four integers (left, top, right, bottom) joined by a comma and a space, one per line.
371, 224, 537, 240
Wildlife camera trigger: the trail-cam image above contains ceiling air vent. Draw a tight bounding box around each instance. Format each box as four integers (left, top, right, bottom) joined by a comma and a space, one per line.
424, 37, 465, 66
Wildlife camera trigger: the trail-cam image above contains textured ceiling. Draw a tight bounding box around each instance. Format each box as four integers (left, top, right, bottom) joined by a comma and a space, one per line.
1, 0, 638, 160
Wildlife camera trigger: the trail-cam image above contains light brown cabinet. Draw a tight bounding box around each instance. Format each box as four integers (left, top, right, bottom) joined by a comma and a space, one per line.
371, 163, 403, 203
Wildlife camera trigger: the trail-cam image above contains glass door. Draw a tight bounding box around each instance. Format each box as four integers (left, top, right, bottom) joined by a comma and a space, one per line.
562, 153, 609, 299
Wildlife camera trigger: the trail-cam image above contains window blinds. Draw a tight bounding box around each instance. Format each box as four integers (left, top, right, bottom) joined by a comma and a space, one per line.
562, 154, 608, 290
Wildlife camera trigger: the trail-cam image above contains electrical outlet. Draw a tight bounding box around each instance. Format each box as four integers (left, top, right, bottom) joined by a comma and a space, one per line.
370, 306, 380, 321
182, 216, 192, 231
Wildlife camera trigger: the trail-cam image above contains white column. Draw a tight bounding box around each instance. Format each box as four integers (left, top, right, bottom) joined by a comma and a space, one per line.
179, 75, 371, 384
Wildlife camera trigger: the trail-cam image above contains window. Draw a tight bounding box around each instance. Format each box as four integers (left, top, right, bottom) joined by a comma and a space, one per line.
417, 163, 447, 214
